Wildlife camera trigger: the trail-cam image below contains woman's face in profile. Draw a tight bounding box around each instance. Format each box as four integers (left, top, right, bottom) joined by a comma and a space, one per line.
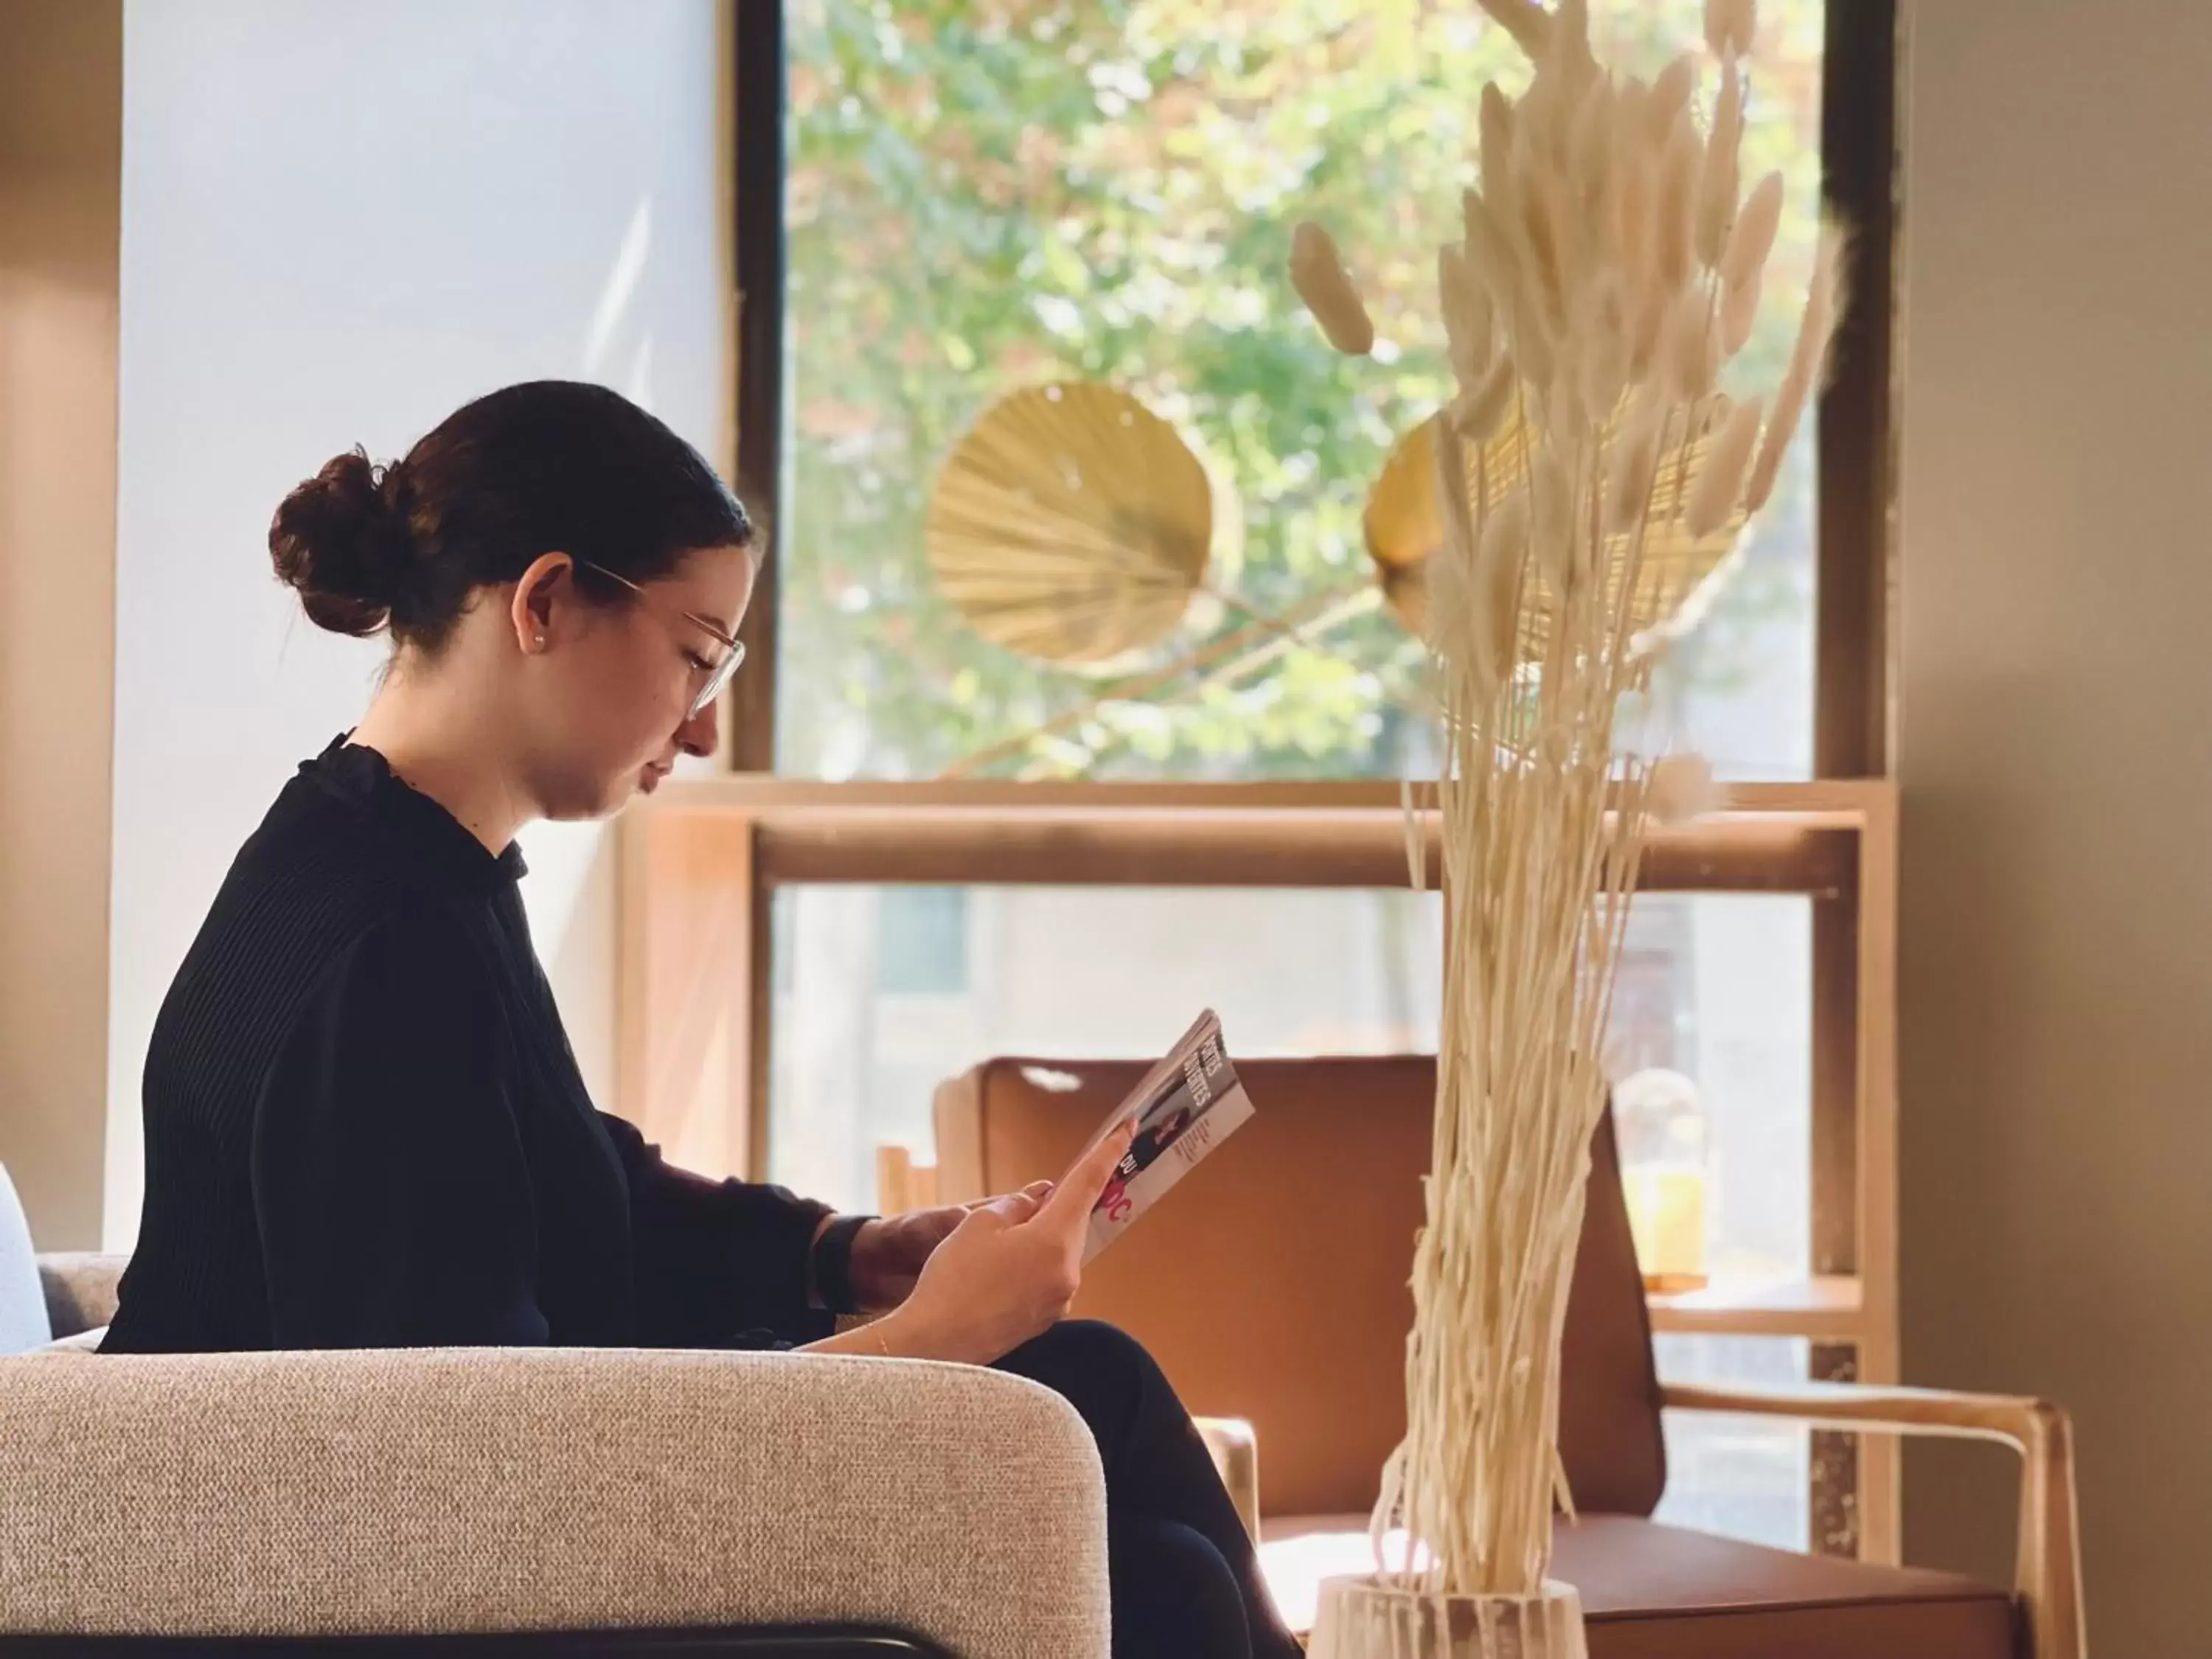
526, 542, 755, 821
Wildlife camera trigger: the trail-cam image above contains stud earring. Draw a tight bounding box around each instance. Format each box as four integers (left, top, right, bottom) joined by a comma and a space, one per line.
533, 634, 546, 649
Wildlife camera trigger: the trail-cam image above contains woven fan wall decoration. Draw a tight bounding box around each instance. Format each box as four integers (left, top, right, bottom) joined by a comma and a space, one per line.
923, 378, 1753, 775
926, 382, 1214, 669
1364, 397, 1751, 650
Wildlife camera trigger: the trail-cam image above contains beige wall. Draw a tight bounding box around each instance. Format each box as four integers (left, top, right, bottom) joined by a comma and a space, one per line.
1895, 4, 2212, 1648
0, 0, 121, 1249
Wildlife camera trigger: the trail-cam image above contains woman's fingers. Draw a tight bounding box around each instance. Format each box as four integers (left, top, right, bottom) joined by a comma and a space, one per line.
964, 1180, 1052, 1213
998, 1188, 1048, 1224
1034, 1119, 1137, 1237
964, 1179, 1055, 1225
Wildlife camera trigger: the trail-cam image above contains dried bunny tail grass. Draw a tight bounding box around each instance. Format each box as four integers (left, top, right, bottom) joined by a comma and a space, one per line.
1481, 83, 1518, 220
1434, 417, 1481, 571
1481, 474, 1533, 573
1683, 392, 1764, 537
1470, 197, 1554, 387
1613, 74, 1650, 142
1426, 420, 1515, 698
1477, 0, 1554, 60
1472, 482, 1528, 686
1440, 243, 1497, 387
1722, 170, 1784, 292
1658, 285, 1717, 405
1616, 153, 1655, 286
1705, 0, 1758, 59
1531, 439, 1575, 586
1655, 114, 1702, 296
1562, 83, 1615, 282
1744, 216, 1848, 511
1514, 156, 1571, 330
1465, 189, 1552, 385
1551, 0, 1595, 70
1399, 781, 1427, 894
1695, 60, 1743, 269
1605, 395, 1666, 535
1377, 0, 1842, 1599
1461, 187, 1523, 298
1546, 341, 1590, 438
1646, 751, 1719, 824
1577, 274, 1632, 420
1453, 358, 1519, 444
1720, 268, 1762, 355
1688, 388, 1734, 442
1647, 55, 1700, 142
1509, 283, 1559, 391
1288, 220, 1375, 355
1627, 195, 1669, 381
1570, 77, 1616, 207
1513, 51, 1571, 171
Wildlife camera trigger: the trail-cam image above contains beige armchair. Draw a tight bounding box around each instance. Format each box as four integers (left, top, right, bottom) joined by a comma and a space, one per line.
3, 1255, 1111, 1658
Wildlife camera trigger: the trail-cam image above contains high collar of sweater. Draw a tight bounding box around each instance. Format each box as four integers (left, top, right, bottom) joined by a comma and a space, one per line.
305, 736, 529, 892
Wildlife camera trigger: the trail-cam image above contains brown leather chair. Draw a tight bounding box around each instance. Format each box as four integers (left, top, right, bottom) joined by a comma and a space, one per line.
924, 1054, 2084, 1659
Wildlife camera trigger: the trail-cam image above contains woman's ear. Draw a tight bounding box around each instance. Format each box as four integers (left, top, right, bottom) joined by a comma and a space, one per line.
510, 552, 571, 653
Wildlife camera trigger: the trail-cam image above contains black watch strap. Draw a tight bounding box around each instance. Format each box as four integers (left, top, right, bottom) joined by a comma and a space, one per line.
813, 1213, 876, 1315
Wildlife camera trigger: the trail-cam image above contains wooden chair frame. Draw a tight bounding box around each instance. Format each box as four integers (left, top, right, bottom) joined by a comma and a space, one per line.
1665, 1380, 2084, 1659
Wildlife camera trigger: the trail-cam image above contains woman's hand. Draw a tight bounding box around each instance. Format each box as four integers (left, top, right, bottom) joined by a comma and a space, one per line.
868, 1120, 1137, 1366
847, 1188, 1051, 1311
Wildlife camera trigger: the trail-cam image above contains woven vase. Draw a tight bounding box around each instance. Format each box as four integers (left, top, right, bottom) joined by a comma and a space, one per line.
1309, 1576, 1588, 1659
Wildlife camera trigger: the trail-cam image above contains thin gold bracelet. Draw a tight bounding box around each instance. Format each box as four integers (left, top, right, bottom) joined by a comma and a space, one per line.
872, 1324, 891, 1358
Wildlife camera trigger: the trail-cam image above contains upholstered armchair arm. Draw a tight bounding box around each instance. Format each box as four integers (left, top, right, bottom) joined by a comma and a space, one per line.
1663, 1380, 2084, 1659
35, 1251, 125, 1338
0, 1348, 1107, 1658
1194, 1416, 1259, 1540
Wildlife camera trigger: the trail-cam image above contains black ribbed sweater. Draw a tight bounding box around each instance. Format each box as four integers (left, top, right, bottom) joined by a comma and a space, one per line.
102, 739, 834, 1354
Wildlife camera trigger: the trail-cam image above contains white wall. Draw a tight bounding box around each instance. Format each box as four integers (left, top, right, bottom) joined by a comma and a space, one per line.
1895, 4, 2212, 1648
106, 0, 729, 1248
0, 0, 121, 1250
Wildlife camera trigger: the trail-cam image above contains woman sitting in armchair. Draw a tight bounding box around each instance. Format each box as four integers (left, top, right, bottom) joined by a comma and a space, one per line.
102, 379, 1300, 1659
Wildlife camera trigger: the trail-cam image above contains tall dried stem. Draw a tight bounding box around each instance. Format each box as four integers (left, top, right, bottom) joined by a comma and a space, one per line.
1288, 0, 1843, 1604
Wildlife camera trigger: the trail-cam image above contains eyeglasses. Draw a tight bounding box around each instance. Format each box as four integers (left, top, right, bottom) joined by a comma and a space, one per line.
576, 560, 747, 721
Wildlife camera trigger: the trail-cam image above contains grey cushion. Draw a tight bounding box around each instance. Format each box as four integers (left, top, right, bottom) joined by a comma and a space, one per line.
0, 1164, 52, 1354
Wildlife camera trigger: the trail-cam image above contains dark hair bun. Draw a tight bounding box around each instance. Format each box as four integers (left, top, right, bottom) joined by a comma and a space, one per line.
268, 447, 414, 637
264, 383, 751, 656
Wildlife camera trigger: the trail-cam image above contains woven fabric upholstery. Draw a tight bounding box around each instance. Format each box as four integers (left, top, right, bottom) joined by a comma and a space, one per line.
0, 1347, 1108, 1658
35, 1251, 125, 1339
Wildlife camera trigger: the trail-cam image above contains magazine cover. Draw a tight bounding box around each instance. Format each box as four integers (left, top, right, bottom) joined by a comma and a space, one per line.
1078, 1009, 1256, 1262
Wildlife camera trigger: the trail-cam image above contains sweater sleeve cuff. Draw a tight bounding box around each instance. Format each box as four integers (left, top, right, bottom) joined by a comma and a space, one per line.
811, 1213, 877, 1316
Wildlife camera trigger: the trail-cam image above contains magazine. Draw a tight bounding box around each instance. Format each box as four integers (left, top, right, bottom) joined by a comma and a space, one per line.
1074, 1009, 1256, 1263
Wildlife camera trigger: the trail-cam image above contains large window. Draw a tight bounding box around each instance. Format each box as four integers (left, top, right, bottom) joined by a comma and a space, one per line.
676, 0, 1896, 1564
776, 0, 1829, 783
